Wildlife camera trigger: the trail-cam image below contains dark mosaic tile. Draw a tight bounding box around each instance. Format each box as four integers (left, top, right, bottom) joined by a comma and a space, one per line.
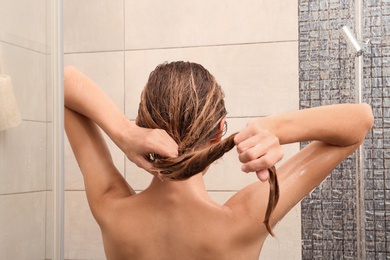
366, 252, 376, 259
302, 250, 313, 260
385, 190, 390, 200
374, 199, 385, 209
385, 180, 390, 189
299, 0, 389, 258
365, 190, 374, 200
333, 250, 343, 259
376, 241, 387, 252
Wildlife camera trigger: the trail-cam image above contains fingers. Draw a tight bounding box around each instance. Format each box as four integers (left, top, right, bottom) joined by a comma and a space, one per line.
235, 122, 284, 175
132, 155, 162, 176
125, 126, 178, 174
237, 134, 282, 164
234, 123, 256, 147
143, 129, 178, 158
241, 147, 283, 172
256, 169, 270, 182
236, 133, 272, 158
129, 155, 152, 172
155, 130, 179, 157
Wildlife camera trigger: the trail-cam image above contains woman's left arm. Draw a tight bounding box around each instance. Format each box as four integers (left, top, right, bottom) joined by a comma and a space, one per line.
64, 66, 178, 170
64, 66, 178, 220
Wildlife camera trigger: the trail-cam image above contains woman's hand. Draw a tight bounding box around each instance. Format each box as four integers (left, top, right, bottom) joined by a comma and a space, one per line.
120, 124, 178, 174
234, 118, 284, 182
64, 66, 178, 174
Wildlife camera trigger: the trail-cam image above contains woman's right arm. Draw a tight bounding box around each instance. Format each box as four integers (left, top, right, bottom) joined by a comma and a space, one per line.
229, 104, 373, 235
235, 103, 374, 178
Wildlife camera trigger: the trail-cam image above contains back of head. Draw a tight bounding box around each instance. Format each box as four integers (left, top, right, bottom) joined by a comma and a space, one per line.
137, 61, 234, 179
137, 61, 279, 236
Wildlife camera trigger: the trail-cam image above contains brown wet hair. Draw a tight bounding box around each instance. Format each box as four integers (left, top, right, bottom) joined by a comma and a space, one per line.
137, 61, 279, 236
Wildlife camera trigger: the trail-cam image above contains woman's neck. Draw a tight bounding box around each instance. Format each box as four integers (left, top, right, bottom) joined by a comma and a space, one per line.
145, 172, 211, 201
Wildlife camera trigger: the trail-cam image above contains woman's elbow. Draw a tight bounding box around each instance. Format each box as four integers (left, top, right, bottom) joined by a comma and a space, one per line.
64, 66, 78, 106
355, 103, 374, 144
64, 66, 78, 84
360, 103, 374, 132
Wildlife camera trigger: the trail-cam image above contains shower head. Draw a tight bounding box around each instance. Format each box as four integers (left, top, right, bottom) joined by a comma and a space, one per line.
340, 26, 364, 56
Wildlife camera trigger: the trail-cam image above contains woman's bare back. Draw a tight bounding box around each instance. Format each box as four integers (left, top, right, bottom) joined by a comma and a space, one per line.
99, 178, 266, 260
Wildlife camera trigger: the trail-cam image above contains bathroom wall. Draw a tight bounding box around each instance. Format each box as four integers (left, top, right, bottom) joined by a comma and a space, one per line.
299, 0, 389, 259
0, 0, 54, 259
63, 1, 299, 259
362, 2, 390, 258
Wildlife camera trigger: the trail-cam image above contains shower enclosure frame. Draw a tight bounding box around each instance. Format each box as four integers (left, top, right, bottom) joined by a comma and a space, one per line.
354, 0, 366, 259
51, 0, 64, 259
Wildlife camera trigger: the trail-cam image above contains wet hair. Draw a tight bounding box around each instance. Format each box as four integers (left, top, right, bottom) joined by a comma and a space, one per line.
137, 61, 279, 236
265, 166, 279, 236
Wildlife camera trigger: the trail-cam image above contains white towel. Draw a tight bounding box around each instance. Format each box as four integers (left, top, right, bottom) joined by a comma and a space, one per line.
0, 74, 22, 131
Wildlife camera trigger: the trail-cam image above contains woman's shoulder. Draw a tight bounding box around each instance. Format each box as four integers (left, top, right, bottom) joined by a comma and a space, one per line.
223, 180, 271, 235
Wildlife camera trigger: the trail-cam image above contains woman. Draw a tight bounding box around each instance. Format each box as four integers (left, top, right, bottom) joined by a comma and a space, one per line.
64, 62, 373, 260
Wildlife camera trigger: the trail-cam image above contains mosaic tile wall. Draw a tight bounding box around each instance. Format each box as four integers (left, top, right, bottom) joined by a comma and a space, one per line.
362, 1, 390, 259
299, 0, 389, 259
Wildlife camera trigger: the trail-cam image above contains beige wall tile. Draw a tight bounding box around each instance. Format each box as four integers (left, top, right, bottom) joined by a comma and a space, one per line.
261, 204, 302, 260
0, 192, 46, 260
45, 191, 54, 259
125, 42, 298, 119
125, 160, 154, 191
0, 1, 52, 259
0, 121, 46, 194
64, 52, 125, 113
0, 0, 48, 52
46, 123, 54, 191
64, 0, 124, 53
208, 191, 236, 205
0, 131, 3, 174
125, 0, 298, 49
1, 43, 47, 122
65, 191, 106, 259
46, 54, 53, 121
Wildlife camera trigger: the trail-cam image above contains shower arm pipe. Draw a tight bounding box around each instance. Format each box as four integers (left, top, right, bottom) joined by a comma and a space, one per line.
354, 0, 366, 260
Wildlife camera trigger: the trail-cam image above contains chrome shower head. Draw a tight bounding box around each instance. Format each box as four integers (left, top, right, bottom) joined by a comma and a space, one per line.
340, 26, 364, 56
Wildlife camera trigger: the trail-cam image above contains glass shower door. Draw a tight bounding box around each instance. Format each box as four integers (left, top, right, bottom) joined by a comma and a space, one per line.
0, 0, 64, 259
